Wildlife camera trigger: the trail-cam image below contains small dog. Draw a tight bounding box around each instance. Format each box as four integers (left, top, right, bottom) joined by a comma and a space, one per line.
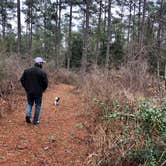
54, 97, 60, 106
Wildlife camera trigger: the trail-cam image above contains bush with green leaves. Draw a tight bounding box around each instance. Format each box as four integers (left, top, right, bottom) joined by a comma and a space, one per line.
94, 98, 166, 165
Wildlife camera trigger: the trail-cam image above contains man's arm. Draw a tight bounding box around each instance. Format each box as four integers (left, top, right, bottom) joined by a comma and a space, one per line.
20, 71, 26, 88
42, 72, 48, 91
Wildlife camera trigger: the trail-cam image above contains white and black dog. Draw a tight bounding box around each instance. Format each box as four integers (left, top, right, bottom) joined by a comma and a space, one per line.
54, 97, 60, 105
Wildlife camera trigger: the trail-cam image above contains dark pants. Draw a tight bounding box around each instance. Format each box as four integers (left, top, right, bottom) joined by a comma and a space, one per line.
26, 94, 42, 124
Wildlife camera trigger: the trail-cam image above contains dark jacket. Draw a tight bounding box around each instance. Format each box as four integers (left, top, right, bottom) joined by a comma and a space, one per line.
20, 64, 48, 96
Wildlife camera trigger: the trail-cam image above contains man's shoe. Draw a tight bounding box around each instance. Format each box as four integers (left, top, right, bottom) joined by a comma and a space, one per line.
26, 116, 31, 123
33, 121, 39, 125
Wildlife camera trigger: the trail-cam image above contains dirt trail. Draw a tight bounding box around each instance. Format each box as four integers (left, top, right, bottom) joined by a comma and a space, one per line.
0, 83, 91, 166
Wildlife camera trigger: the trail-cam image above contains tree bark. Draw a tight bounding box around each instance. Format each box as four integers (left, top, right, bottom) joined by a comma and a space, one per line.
132, 1, 136, 56
67, 0, 73, 70
103, 0, 107, 34
156, 0, 164, 83
127, 0, 132, 53
55, 0, 61, 69
81, 0, 90, 73
140, 0, 147, 49
17, 0, 21, 56
138, 0, 142, 44
28, 0, 33, 56
1, 0, 7, 39
105, 0, 112, 69
43, 1, 48, 60
94, 0, 102, 65
157, 0, 164, 51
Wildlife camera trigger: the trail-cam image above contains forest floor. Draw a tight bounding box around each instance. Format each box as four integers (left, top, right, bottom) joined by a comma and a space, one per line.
0, 83, 92, 166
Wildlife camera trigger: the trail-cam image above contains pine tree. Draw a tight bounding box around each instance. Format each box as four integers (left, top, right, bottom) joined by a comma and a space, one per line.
17, 0, 21, 56
81, 0, 90, 73
0, 0, 16, 39
105, 0, 112, 68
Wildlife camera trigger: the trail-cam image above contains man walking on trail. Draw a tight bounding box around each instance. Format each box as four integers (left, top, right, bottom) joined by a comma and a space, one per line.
20, 57, 48, 125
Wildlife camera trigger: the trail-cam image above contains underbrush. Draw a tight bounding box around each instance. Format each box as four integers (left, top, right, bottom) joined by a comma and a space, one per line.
48, 68, 79, 85
81, 66, 166, 166
0, 55, 28, 116
0, 55, 26, 97
0, 55, 79, 118
0, 55, 78, 97
91, 99, 166, 166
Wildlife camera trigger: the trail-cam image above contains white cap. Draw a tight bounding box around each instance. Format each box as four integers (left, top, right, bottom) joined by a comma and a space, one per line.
34, 57, 46, 63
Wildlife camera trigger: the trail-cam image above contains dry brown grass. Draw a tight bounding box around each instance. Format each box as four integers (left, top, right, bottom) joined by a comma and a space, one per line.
0, 55, 28, 97
81, 61, 157, 108
0, 54, 81, 98
81, 63, 164, 166
48, 68, 79, 85
0, 55, 29, 116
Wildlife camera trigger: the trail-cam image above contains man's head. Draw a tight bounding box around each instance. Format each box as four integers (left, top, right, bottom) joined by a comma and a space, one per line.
34, 57, 46, 68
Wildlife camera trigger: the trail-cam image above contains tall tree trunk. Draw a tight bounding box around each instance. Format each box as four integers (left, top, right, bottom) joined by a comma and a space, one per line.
105, 0, 112, 69
102, 0, 107, 54
54, 1, 58, 68
1, 0, 7, 39
138, 0, 142, 44
55, 0, 61, 69
25, 22, 28, 54
58, 0, 61, 67
94, 0, 102, 65
43, 1, 48, 60
17, 0, 21, 56
156, 0, 164, 51
28, 0, 33, 56
127, 0, 132, 53
104, 0, 107, 34
157, 60, 160, 91
132, 1, 136, 56
29, 11, 32, 57
67, 0, 73, 70
81, 0, 90, 73
120, 1, 124, 39
157, 0, 164, 81
140, 0, 147, 49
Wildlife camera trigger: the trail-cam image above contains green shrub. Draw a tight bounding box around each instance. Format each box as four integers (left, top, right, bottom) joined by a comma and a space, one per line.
94, 99, 166, 165
136, 100, 166, 137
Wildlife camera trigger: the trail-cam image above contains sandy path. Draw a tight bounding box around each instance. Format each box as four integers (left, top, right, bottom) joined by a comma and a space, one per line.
0, 83, 90, 166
